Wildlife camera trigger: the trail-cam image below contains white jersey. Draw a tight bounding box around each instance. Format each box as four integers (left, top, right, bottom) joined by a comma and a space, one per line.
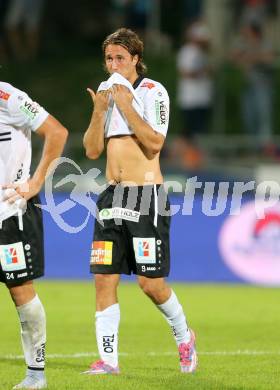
101, 76, 169, 138
0, 82, 49, 186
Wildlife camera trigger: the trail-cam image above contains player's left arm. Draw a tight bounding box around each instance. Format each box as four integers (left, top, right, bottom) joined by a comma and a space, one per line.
110, 84, 169, 155
4, 115, 68, 202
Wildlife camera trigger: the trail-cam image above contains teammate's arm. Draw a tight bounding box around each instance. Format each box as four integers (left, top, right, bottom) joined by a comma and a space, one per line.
4, 115, 68, 202
30, 115, 68, 192
110, 84, 165, 155
83, 89, 110, 159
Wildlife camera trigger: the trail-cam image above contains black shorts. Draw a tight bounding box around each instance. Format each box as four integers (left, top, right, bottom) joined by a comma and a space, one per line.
90, 184, 171, 278
0, 195, 44, 285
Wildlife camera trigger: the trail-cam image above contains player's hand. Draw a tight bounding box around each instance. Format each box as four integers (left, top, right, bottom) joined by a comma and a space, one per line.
2, 178, 41, 204
87, 88, 110, 113
110, 84, 133, 112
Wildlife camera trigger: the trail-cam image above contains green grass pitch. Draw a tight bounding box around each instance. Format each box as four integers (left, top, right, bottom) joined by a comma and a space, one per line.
0, 281, 280, 389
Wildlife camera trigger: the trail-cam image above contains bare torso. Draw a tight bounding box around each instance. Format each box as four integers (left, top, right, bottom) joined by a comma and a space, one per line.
106, 135, 163, 185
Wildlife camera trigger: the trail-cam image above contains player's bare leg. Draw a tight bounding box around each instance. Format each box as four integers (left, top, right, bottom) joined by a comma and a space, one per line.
138, 276, 197, 373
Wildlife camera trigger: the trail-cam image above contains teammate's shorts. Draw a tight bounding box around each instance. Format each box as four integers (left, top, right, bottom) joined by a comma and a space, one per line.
90, 184, 171, 278
0, 195, 44, 285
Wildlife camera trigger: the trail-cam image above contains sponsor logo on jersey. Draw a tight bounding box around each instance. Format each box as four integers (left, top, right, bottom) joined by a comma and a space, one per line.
155, 100, 167, 125
91, 241, 113, 265
133, 237, 156, 264
0, 242, 26, 271
19, 99, 40, 120
0, 90, 10, 100
99, 207, 140, 222
141, 82, 155, 89
103, 335, 114, 353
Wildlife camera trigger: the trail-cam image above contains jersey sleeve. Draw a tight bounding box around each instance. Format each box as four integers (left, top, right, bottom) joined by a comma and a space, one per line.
7, 88, 49, 132
143, 83, 169, 137
97, 81, 109, 92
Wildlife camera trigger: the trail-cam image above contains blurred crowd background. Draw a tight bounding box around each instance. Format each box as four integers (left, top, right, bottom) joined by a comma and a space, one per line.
1, 0, 280, 183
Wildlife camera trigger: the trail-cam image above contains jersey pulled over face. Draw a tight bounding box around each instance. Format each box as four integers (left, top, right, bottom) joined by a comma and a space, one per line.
104, 44, 139, 84
0, 82, 49, 187
102, 76, 170, 138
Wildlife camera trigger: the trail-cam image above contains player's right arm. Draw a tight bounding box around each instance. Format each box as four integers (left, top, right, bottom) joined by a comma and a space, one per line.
83, 89, 110, 159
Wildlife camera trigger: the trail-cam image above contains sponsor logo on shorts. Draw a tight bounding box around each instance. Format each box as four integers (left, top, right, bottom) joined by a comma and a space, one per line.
0, 90, 10, 100
17, 272, 28, 278
141, 265, 157, 272
133, 237, 156, 264
103, 335, 114, 353
91, 241, 113, 265
99, 207, 140, 222
0, 242, 26, 271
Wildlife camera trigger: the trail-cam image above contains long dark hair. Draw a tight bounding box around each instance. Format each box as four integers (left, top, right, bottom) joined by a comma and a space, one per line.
102, 28, 147, 75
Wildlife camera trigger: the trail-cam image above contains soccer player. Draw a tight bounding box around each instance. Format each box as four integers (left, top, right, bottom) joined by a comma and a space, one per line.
83, 28, 197, 375
0, 82, 68, 389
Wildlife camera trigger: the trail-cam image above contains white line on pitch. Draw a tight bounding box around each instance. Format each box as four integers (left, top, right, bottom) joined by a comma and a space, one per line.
1, 350, 280, 360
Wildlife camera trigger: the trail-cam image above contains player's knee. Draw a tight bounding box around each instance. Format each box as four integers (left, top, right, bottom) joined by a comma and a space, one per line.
138, 278, 157, 297
7, 280, 36, 306
94, 274, 119, 292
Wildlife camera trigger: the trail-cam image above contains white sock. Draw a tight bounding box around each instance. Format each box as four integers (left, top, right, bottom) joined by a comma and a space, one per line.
16, 295, 46, 371
95, 303, 120, 367
26, 368, 45, 380
157, 290, 190, 346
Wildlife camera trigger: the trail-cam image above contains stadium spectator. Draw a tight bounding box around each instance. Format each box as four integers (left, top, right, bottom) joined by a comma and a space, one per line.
110, 0, 152, 43
175, 20, 213, 169
83, 28, 197, 375
0, 82, 68, 389
109, 0, 127, 29
0, 0, 9, 62
230, 21, 275, 153
183, 0, 204, 23
124, 0, 150, 36
4, 0, 45, 61
240, 0, 269, 25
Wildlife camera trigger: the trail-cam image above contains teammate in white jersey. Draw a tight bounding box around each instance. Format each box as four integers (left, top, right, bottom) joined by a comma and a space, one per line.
0, 82, 68, 389
83, 28, 197, 375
